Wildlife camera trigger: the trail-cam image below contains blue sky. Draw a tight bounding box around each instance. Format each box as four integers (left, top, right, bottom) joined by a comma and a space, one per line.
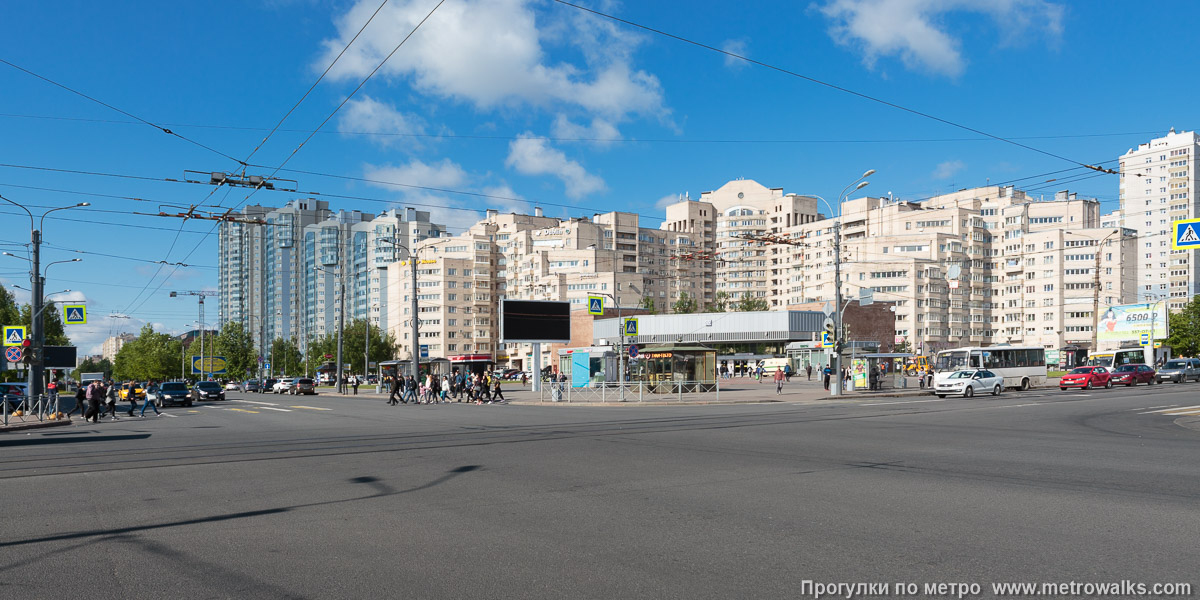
2, 0, 1197, 353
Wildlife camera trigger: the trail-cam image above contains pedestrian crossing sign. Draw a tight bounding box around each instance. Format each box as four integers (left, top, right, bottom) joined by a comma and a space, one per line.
587, 295, 604, 316
3, 326, 25, 347
63, 304, 87, 325
1172, 217, 1200, 249
820, 332, 833, 348
623, 318, 638, 336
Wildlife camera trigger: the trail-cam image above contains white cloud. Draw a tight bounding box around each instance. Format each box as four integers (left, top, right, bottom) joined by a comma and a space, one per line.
362, 159, 505, 231
932, 159, 965, 179
506, 135, 605, 199
655, 194, 683, 210
316, 0, 667, 120
550, 114, 620, 146
338, 96, 427, 147
364, 158, 468, 192
721, 39, 749, 69
817, 0, 1064, 77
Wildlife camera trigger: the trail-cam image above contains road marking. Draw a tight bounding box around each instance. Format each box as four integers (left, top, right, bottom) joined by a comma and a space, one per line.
204, 405, 222, 410
1145, 405, 1177, 410
1160, 408, 1200, 416
186, 410, 199, 414
162, 413, 179, 417
861, 398, 946, 406
258, 406, 293, 412
227, 408, 260, 414
985, 403, 1046, 409
232, 399, 280, 407
290, 405, 331, 411
1141, 405, 1198, 414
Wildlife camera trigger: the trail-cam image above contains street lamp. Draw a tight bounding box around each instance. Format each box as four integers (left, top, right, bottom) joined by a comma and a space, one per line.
0, 196, 89, 400
830, 170, 874, 396
314, 264, 346, 393
379, 237, 422, 385
598, 283, 641, 401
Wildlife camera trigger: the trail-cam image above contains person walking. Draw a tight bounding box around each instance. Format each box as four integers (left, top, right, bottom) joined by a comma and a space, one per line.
868, 366, 879, 392
521, 371, 527, 388
822, 366, 831, 391
388, 376, 401, 405
140, 382, 162, 417
806, 363, 813, 381
352, 376, 359, 396
125, 383, 139, 417
403, 375, 418, 404
69, 384, 87, 419
84, 380, 102, 423
774, 367, 785, 395
105, 381, 120, 421
491, 376, 505, 403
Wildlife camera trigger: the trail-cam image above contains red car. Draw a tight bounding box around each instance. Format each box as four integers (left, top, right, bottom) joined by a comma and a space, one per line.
1059, 366, 1112, 390
1110, 364, 1157, 386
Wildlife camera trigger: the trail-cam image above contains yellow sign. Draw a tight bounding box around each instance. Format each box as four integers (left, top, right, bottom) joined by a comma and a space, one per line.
3, 326, 26, 346
191, 356, 228, 374
63, 304, 87, 325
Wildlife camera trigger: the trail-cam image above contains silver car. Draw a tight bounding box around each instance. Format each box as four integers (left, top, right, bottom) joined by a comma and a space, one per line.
272, 378, 295, 394
934, 369, 1004, 398
1156, 358, 1200, 384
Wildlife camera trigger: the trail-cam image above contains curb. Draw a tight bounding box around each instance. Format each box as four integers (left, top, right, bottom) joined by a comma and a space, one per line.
1, 418, 74, 433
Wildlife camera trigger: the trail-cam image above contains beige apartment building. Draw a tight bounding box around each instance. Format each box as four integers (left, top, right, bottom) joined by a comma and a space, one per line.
1118, 128, 1198, 310
384, 208, 708, 372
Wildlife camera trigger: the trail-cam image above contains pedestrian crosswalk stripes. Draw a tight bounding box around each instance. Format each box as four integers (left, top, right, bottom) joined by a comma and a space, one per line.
290, 405, 332, 411
1140, 405, 1200, 414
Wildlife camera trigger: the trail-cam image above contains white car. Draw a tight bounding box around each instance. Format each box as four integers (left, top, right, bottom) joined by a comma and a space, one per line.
224, 382, 241, 391
272, 378, 295, 394
934, 369, 1004, 398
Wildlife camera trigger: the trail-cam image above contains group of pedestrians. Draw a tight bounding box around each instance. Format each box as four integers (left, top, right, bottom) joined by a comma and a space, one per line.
70, 380, 162, 423
386, 371, 506, 406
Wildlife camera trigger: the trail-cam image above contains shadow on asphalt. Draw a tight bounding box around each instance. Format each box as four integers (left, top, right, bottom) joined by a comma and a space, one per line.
0, 433, 151, 447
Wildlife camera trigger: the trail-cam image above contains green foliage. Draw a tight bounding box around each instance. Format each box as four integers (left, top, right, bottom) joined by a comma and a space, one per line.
214, 321, 257, 379
705, 291, 730, 313
638, 295, 658, 315
112, 324, 183, 381
672, 291, 698, 314
268, 337, 303, 378
0, 284, 20, 330
302, 319, 397, 376
72, 357, 113, 381
1167, 296, 1200, 357
733, 294, 769, 312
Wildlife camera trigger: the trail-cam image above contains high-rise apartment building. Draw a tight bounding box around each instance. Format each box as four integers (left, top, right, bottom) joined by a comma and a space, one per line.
1118, 128, 1198, 309
218, 199, 444, 358
100, 333, 136, 361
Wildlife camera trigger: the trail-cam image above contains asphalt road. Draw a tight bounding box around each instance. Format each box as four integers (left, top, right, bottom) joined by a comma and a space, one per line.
3, 384, 1199, 599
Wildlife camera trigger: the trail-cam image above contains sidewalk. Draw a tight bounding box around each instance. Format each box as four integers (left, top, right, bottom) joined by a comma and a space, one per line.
2, 414, 74, 433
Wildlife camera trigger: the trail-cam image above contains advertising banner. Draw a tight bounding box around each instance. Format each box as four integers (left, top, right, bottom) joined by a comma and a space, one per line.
1097, 303, 1169, 343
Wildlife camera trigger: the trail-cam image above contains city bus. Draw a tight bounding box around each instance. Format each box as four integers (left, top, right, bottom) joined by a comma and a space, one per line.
1086, 348, 1150, 369
932, 346, 1047, 391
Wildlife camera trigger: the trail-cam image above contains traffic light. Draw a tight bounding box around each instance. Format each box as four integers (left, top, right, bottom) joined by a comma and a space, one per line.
834, 341, 844, 354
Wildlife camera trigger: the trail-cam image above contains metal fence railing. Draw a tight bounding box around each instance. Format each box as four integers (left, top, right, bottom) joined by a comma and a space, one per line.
2, 394, 65, 426
537, 380, 720, 403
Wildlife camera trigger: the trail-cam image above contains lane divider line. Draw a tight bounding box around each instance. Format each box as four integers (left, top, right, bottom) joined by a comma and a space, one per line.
1141, 405, 1198, 414
232, 399, 280, 407
227, 408, 260, 414
290, 405, 332, 411
861, 399, 946, 406
259, 407, 293, 412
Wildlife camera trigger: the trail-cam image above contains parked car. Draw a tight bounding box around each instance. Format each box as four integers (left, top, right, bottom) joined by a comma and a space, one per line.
118, 382, 146, 401
244, 380, 262, 393
1110, 364, 1157, 386
155, 381, 192, 407
224, 381, 242, 391
292, 378, 317, 395
191, 381, 226, 402
272, 378, 296, 394
1059, 366, 1113, 390
261, 378, 278, 394
934, 369, 1004, 398
1156, 358, 1200, 384
1, 382, 29, 411
502, 369, 523, 380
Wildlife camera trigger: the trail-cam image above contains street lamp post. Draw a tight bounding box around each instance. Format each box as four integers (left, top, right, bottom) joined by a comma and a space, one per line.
599, 284, 641, 401
824, 171, 874, 397
381, 238, 421, 385
0, 195, 90, 400
314, 265, 346, 393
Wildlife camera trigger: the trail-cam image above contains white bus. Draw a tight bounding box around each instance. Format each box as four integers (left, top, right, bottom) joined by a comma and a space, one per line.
1086, 348, 1151, 369
932, 346, 1047, 391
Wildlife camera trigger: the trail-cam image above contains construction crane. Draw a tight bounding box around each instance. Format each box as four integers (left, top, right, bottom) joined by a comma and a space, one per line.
170, 290, 220, 380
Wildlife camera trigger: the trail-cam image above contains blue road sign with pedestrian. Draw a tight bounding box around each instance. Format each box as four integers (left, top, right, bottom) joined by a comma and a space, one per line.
63, 304, 87, 325
3, 326, 25, 347
623, 318, 638, 336
587, 295, 604, 316
1172, 218, 1200, 250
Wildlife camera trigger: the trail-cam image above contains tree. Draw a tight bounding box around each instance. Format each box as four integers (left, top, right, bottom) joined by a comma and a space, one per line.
1167, 296, 1200, 357
638, 296, 658, 315
340, 318, 398, 376
734, 294, 769, 312
672, 291, 698, 314
0, 284, 19, 382
214, 321, 257, 380
268, 337, 303, 378
705, 291, 730, 313
113, 324, 183, 382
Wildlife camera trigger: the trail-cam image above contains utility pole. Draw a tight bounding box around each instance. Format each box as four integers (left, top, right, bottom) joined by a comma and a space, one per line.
170, 290, 219, 380
832, 221, 844, 396
1089, 229, 1121, 353
410, 255, 419, 383
336, 272, 345, 393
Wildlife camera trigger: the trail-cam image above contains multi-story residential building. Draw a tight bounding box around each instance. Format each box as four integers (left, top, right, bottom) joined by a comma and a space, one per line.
1118, 128, 1198, 309
100, 333, 136, 361
773, 186, 1138, 355
678, 179, 822, 309
218, 199, 444, 358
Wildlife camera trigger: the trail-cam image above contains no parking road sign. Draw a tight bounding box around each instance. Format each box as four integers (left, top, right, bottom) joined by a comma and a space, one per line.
5, 346, 23, 362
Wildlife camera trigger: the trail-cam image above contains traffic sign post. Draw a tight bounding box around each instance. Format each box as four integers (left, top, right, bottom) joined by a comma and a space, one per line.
587, 295, 604, 316
62, 305, 87, 325
1173, 217, 1200, 250
3, 326, 26, 347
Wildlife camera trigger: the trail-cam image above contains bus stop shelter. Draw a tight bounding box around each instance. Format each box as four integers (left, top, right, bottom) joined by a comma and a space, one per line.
849, 353, 913, 390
